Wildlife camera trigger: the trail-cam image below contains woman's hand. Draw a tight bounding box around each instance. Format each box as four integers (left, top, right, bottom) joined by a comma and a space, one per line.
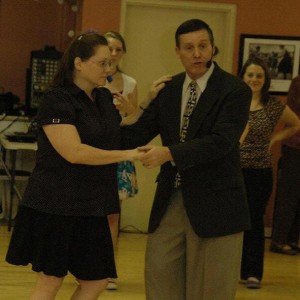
113, 92, 135, 115
146, 75, 172, 105
126, 148, 145, 162
137, 145, 173, 168
120, 75, 172, 126
269, 105, 300, 151
268, 139, 276, 151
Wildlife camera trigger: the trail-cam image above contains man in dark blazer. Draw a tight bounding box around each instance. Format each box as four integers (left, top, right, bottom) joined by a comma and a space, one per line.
121, 19, 252, 300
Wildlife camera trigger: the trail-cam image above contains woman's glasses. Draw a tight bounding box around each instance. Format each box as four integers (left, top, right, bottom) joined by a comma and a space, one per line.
89, 59, 112, 70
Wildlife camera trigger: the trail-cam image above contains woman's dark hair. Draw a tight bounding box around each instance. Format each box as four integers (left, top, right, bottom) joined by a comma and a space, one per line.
287, 75, 300, 115
239, 57, 271, 105
104, 31, 127, 53
51, 32, 108, 87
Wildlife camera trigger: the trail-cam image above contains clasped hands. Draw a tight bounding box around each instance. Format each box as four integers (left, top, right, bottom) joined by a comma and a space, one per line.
131, 145, 173, 169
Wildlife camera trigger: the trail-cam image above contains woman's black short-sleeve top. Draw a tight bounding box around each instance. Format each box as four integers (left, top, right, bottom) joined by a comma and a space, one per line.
21, 85, 121, 216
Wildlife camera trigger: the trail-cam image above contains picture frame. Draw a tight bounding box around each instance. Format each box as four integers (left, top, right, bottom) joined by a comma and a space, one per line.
238, 34, 300, 95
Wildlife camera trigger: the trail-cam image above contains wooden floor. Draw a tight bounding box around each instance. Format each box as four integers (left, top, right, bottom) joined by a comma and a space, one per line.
0, 224, 300, 299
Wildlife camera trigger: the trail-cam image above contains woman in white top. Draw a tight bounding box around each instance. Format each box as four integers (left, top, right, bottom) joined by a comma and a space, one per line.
104, 31, 137, 116
104, 31, 171, 290
103, 31, 141, 290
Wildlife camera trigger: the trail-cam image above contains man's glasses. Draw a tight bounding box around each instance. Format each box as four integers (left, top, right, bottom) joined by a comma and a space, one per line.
89, 60, 112, 69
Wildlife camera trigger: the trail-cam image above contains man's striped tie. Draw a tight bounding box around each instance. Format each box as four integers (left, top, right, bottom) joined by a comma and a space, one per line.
174, 81, 198, 188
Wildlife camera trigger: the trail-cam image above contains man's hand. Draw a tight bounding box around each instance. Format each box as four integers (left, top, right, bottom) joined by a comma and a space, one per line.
138, 145, 173, 168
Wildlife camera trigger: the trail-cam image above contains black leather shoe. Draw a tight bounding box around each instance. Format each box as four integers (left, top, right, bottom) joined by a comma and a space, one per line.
270, 242, 298, 255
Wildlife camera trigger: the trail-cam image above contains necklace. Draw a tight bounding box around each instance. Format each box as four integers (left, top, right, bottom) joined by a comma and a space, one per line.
111, 69, 118, 77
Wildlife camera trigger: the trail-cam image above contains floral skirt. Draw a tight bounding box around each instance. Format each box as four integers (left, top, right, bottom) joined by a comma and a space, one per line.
117, 161, 138, 200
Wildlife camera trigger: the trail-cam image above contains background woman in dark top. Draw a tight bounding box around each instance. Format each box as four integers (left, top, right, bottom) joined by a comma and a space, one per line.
238, 57, 300, 289
6, 32, 142, 300
271, 75, 300, 254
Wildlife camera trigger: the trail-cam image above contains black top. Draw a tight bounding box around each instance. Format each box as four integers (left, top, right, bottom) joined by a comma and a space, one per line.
21, 84, 121, 216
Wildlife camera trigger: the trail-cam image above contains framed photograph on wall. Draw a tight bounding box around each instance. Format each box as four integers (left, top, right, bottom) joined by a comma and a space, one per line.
238, 34, 300, 94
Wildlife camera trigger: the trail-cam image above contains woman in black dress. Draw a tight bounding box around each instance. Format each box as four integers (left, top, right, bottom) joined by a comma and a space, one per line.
6, 32, 142, 300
